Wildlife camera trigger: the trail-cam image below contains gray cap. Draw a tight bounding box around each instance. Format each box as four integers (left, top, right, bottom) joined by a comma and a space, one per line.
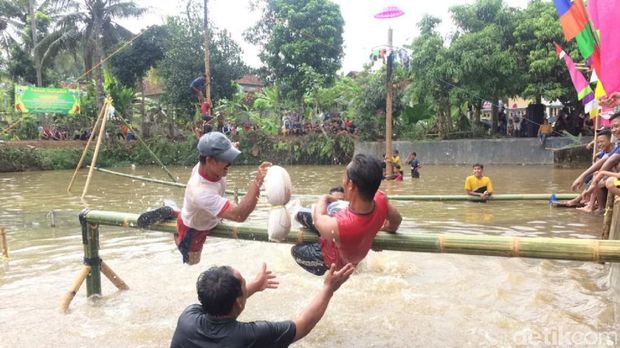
197, 132, 241, 163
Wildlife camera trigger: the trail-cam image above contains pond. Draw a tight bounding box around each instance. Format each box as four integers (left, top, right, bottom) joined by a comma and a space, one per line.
0, 164, 617, 347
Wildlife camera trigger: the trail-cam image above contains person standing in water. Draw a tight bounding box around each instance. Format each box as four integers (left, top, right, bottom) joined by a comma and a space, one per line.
464, 163, 493, 201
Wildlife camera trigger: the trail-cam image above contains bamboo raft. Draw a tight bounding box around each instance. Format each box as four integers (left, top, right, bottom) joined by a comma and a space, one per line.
93, 167, 578, 202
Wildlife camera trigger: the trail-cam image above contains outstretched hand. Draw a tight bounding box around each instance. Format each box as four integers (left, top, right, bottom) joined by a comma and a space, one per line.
571, 177, 584, 192
248, 262, 279, 296
255, 162, 272, 184
324, 263, 355, 293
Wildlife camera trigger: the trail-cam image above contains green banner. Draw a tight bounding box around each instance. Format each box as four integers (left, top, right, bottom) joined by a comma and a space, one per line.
14, 85, 80, 115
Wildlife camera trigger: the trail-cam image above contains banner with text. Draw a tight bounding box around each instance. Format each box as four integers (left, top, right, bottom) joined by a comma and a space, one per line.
14, 85, 80, 115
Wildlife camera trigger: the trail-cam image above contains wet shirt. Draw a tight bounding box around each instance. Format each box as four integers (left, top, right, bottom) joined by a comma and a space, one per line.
320, 191, 389, 269
181, 164, 229, 231
464, 175, 493, 193
391, 155, 403, 170
408, 159, 420, 173
170, 304, 296, 348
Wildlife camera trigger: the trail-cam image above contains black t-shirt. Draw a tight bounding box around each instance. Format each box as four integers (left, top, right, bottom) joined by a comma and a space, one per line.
170, 304, 296, 348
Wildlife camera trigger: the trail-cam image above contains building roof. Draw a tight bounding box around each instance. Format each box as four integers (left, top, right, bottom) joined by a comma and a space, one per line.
237, 74, 264, 87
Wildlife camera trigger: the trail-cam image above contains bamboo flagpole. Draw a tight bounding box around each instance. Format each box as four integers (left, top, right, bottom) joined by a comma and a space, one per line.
81, 100, 111, 199
67, 102, 107, 192
592, 115, 599, 163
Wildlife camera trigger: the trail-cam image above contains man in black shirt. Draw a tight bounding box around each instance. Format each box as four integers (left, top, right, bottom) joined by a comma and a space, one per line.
171, 262, 354, 347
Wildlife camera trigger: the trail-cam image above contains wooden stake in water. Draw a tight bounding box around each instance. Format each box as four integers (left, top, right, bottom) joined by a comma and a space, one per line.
60, 265, 91, 313
0, 226, 8, 258
101, 261, 129, 291
602, 192, 615, 240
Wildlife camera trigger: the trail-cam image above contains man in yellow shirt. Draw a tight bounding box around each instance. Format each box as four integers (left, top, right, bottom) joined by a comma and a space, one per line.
538, 119, 553, 146
391, 150, 404, 177
464, 163, 493, 201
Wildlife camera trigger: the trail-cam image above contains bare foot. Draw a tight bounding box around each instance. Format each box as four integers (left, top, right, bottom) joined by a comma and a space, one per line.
576, 205, 594, 213
592, 209, 605, 216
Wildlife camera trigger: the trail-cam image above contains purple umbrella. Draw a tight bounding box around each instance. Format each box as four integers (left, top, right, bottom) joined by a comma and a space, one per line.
374, 6, 405, 19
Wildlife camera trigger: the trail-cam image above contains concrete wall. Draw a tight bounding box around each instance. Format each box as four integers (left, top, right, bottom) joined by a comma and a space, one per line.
356, 137, 588, 165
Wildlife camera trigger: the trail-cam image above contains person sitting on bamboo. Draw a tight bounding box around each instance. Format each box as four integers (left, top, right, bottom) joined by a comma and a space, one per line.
171, 262, 354, 348
138, 132, 271, 265
571, 112, 620, 212
553, 128, 614, 208
464, 163, 494, 201
291, 154, 402, 275
295, 186, 346, 234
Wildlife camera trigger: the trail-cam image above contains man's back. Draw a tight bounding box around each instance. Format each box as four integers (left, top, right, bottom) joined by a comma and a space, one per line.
171, 304, 296, 348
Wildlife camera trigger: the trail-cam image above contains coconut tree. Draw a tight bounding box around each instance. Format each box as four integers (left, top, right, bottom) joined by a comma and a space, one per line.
55, 0, 145, 106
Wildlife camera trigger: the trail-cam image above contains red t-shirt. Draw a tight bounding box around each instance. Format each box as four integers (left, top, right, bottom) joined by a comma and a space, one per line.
320, 191, 389, 269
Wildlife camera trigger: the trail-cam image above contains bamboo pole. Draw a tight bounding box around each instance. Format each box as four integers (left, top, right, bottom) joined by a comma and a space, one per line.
101, 261, 129, 291
84, 221, 101, 297
592, 116, 599, 163
67, 103, 107, 192
60, 265, 91, 313
602, 192, 615, 240
115, 113, 178, 183
81, 210, 620, 263
0, 226, 8, 258
81, 100, 110, 199
87, 167, 581, 202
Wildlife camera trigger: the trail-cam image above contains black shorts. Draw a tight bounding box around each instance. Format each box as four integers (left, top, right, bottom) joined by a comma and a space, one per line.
295, 208, 319, 235
291, 243, 328, 276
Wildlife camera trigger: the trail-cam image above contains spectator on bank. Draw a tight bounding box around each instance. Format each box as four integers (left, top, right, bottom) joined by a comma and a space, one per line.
538, 119, 553, 146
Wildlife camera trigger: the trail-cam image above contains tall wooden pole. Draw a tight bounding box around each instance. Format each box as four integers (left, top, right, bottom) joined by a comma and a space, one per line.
67, 104, 106, 192
203, 0, 212, 107
385, 28, 394, 176
81, 100, 110, 199
592, 116, 599, 163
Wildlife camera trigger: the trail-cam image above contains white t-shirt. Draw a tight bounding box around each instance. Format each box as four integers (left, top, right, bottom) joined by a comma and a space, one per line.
181, 164, 229, 231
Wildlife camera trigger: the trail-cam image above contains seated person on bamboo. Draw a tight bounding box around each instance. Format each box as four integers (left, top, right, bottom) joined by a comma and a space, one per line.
464, 163, 494, 201
556, 128, 614, 208
171, 262, 354, 348
138, 132, 271, 265
572, 112, 620, 211
291, 154, 402, 276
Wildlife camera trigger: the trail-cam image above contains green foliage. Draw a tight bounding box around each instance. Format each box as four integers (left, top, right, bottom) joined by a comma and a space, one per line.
247, 0, 344, 104
159, 13, 248, 116
513, 0, 576, 103
104, 69, 135, 119
108, 25, 167, 87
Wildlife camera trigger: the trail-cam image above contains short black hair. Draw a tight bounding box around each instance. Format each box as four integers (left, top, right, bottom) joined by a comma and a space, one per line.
412, 152, 417, 156
611, 111, 620, 121
329, 186, 344, 194
597, 128, 612, 138
196, 266, 242, 316
473, 163, 484, 169
346, 154, 382, 201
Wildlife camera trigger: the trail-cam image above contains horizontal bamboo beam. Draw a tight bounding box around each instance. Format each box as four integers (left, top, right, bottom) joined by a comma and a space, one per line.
83, 210, 620, 263
93, 167, 577, 202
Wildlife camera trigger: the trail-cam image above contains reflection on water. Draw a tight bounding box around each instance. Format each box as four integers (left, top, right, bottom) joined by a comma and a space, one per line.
0, 164, 618, 347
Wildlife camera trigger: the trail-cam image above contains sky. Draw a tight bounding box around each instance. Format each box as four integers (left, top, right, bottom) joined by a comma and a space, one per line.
119, 0, 532, 73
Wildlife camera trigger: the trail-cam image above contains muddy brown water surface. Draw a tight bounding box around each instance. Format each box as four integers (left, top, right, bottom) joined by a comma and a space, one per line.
0, 164, 618, 347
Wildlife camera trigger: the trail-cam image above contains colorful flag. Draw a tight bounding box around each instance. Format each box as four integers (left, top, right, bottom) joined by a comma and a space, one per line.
555, 43, 597, 117
588, 0, 620, 95
554, 0, 599, 63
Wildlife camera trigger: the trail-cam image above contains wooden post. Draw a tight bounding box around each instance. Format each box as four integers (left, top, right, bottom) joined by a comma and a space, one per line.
81, 100, 110, 199
49, 210, 56, 228
602, 192, 615, 240
384, 28, 394, 176
67, 103, 106, 192
0, 226, 8, 258
101, 261, 129, 291
80, 210, 101, 297
203, 0, 212, 107
592, 116, 599, 163
59, 265, 91, 313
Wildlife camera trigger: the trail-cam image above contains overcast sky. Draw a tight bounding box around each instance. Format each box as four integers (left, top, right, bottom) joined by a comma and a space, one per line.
119, 0, 532, 73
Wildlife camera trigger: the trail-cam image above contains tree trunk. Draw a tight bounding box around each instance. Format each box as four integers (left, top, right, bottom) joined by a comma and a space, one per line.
94, 22, 105, 109
491, 99, 498, 134
474, 101, 481, 124
536, 95, 542, 104
29, 0, 42, 86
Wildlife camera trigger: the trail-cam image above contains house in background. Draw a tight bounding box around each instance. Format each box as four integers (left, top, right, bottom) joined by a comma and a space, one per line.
237, 74, 264, 93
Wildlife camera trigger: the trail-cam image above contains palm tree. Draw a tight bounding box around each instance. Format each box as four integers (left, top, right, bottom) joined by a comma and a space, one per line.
56, 0, 145, 106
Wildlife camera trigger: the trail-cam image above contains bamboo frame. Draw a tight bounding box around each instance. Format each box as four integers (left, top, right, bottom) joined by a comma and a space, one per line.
0, 226, 8, 258
81, 100, 110, 199
101, 261, 129, 290
67, 102, 107, 192
60, 265, 91, 313
82, 210, 620, 263
602, 192, 615, 240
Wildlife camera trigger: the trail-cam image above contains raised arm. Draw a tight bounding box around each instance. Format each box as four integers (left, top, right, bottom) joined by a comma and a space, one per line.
246, 263, 279, 297
292, 263, 355, 342
220, 162, 271, 222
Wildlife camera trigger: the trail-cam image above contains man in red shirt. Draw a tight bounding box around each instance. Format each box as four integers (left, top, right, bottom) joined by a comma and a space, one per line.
291, 154, 402, 275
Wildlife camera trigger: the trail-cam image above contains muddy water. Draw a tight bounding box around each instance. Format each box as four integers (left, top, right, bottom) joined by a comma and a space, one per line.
0, 164, 618, 347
